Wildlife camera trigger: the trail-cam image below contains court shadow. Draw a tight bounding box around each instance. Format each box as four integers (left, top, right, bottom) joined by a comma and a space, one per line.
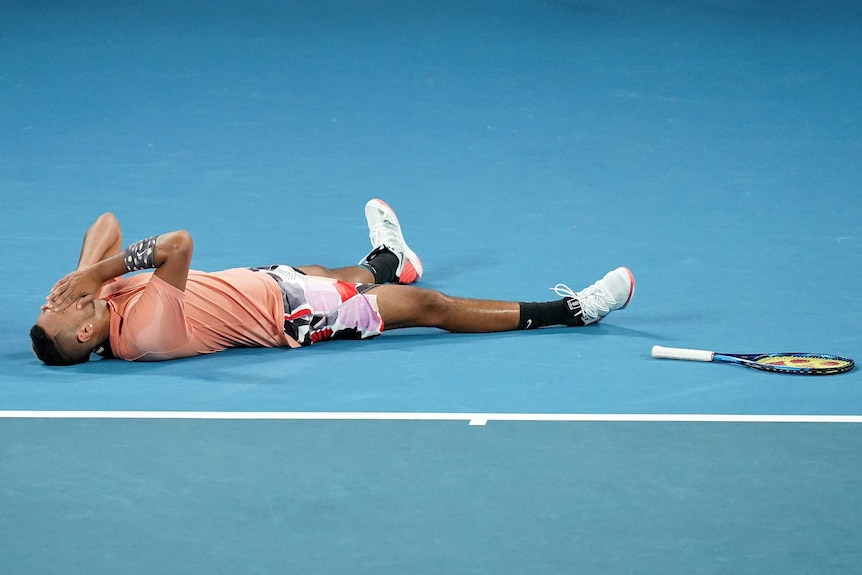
300, 322, 670, 356
42, 322, 670, 387
423, 254, 500, 283
595, 323, 676, 342
60, 322, 670, 369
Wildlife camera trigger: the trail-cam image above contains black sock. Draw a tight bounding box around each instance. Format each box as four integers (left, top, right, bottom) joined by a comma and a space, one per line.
518, 298, 584, 329
360, 246, 399, 284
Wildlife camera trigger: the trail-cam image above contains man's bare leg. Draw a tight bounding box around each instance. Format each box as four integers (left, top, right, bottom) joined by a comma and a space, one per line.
296, 266, 635, 333
295, 265, 375, 284
294, 265, 519, 330
367, 284, 520, 332
293, 265, 519, 331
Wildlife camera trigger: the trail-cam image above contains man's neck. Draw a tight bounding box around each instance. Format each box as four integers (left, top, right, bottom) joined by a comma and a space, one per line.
92, 299, 112, 347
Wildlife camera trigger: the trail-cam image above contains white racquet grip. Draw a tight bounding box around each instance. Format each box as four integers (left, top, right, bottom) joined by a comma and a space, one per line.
651, 345, 715, 362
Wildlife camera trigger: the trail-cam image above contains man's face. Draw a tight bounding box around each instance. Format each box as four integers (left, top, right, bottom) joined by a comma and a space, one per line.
37, 301, 97, 349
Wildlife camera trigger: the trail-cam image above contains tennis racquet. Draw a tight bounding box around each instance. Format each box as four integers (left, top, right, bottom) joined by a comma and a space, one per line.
651, 345, 854, 375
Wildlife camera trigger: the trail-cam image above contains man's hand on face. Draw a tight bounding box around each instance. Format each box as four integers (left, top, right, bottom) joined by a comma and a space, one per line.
44, 266, 104, 313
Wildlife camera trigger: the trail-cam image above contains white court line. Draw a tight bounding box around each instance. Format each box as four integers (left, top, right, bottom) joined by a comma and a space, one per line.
0, 411, 861, 424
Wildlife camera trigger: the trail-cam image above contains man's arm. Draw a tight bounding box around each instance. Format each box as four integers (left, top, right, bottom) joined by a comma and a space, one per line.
45, 230, 194, 312
77, 212, 123, 269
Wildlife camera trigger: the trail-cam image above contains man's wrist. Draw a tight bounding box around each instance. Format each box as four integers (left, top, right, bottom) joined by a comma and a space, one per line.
91, 253, 131, 284
87, 234, 165, 283
124, 235, 160, 272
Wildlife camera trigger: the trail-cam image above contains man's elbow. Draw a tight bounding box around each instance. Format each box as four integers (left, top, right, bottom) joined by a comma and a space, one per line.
98, 212, 119, 225
93, 212, 121, 235
160, 230, 194, 261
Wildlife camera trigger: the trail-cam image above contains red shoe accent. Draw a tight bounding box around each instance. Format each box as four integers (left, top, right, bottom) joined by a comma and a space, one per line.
372, 198, 393, 211
620, 267, 635, 309
398, 260, 419, 284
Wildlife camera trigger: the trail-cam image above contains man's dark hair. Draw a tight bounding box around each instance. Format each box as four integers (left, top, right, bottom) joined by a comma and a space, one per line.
30, 324, 89, 366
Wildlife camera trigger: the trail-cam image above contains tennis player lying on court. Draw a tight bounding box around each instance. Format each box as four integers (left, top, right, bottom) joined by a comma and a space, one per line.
32, 200, 635, 365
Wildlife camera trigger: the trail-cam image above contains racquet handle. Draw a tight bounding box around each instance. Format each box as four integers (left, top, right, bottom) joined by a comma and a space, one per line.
651, 345, 715, 362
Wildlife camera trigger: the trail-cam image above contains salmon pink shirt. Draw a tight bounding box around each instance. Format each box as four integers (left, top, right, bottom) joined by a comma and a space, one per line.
99, 269, 297, 361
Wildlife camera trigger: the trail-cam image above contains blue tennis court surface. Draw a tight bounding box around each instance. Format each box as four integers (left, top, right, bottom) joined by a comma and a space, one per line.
2, 1, 861, 573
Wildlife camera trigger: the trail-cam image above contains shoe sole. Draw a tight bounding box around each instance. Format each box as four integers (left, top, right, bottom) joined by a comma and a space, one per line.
365, 199, 423, 283
616, 266, 636, 310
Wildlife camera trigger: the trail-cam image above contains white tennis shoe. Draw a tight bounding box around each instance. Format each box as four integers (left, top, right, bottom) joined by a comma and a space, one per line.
553, 267, 635, 325
361, 199, 424, 284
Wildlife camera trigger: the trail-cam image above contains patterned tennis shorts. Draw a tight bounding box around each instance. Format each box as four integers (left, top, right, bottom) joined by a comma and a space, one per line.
250, 265, 384, 346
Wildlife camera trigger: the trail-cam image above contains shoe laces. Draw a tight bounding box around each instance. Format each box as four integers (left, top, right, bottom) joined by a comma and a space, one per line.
551, 282, 615, 319
369, 218, 402, 250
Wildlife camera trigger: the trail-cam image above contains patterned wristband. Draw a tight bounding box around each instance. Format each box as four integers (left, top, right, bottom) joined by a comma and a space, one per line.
124, 236, 159, 272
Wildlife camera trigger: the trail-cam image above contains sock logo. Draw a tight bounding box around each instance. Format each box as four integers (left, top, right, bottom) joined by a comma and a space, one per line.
525, 319, 533, 329
567, 299, 581, 311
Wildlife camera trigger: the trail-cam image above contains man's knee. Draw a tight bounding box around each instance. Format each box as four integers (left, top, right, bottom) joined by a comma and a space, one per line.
413, 289, 451, 324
